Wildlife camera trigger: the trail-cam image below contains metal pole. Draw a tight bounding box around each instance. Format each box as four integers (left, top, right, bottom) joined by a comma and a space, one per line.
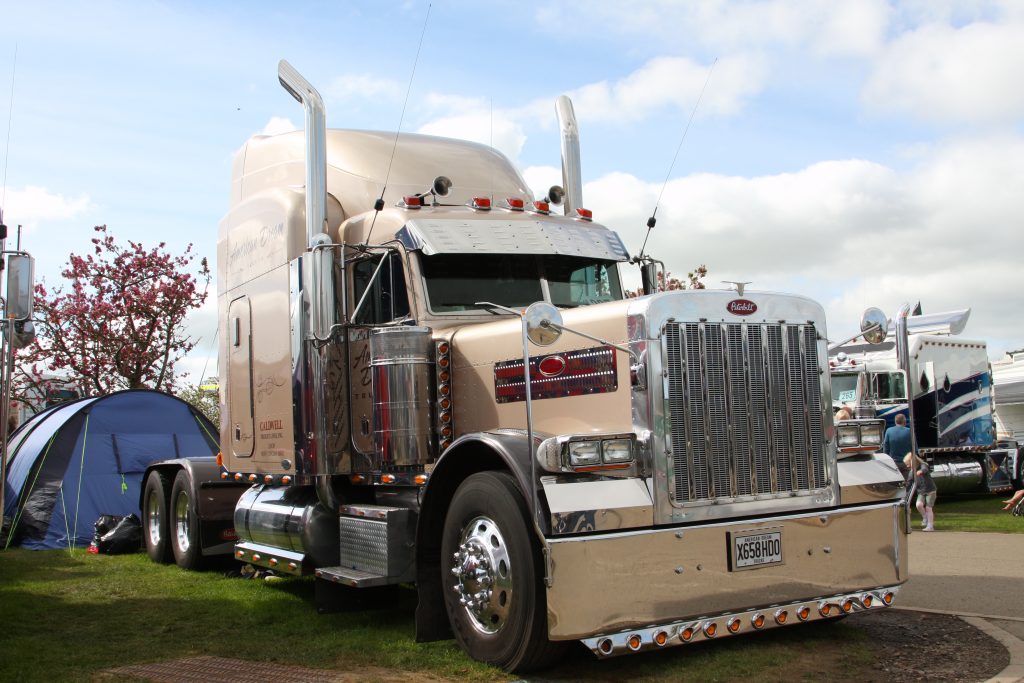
895, 302, 917, 533
0, 319, 12, 527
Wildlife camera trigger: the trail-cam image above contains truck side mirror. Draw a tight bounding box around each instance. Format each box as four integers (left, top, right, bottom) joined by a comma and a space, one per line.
524, 301, 562, 346
641, 262, 658, 295
860, 307, 887, 345
6, 254, 34, 321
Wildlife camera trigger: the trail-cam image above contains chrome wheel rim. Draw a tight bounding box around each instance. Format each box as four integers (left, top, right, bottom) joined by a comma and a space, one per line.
450, 515, 512, 634
146, 491, 162, 547
173, 491, 191, 553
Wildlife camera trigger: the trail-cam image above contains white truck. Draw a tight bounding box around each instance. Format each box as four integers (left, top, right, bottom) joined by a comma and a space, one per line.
830, 308, 1016, 493
141, 61, 907, 672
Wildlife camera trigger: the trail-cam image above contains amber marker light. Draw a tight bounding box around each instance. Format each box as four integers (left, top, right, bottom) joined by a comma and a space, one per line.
220, 471, 228, 479
414, 474, 428, 485
819, 602, 833, 617
381, 474, 396, 484
752, 614, 766, 629
842, 599, 854, 613
774, 609, 789, 625
703, 622, 718, 638
883, 592, 895, 605
679, 626, 695, 642
234, 473, 243, 481
281, 476, 291, 485
288, 562, 297, 570
728, 618, 741, 633
264, 475, 274, 484
862, 595, 874, 608
269, 558, 278, 567
437, 342, 450, 355
216, 451, 223, 467
797, 606, 811, 621
627, 634, 642, 651
654, 631, 668, 646
598, 639, 613, 655
236, 550, 245, 558
252, 553, 261, 561
248, 474, 258, 482
350, 474, 366, 484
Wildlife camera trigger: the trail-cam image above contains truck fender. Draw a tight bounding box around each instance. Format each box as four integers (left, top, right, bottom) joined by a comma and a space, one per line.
414, 431, 547, 643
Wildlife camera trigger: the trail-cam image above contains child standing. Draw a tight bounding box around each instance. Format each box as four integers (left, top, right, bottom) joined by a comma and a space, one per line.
905, 453, 937, 531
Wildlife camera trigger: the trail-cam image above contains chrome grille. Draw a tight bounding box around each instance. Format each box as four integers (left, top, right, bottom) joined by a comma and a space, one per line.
665, 321, 827, 504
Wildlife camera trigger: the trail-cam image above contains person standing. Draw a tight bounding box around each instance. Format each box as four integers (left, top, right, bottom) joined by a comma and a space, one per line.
882, 413, 912, 478
905, 453, 937, 531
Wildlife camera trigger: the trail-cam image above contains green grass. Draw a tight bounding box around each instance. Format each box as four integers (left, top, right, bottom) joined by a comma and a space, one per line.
915, 491, 1024, 534
0, 549, 884, 682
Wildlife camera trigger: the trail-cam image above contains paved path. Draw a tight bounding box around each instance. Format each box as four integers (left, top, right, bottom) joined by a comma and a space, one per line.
900, 530, 1024, 682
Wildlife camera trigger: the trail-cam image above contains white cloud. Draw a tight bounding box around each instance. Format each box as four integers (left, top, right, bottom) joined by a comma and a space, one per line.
569, 133, 1024, 354
259, 116, 298, 136
565, 55, 766, 124
862, 21, 1024, 125
3, 186, 92, 230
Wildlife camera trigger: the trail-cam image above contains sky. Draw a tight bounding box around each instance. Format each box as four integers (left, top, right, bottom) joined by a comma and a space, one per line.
1, 0, 1022, 385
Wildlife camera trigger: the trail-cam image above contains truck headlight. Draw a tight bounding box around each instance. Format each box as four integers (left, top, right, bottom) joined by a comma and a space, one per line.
602, 439, 633, 464
838, 425, 860, 447
861, 423, 882, 447
568, 441, 601, 467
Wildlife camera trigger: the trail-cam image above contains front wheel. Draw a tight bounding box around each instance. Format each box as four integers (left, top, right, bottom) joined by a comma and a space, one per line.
170, 470, 203, 570
441, 471, 564, 672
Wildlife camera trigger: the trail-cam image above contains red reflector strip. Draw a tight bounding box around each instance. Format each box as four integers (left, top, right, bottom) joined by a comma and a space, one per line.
494, 346, 617, 403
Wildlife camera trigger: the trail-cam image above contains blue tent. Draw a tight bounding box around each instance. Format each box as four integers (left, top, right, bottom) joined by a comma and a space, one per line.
3, 390, 218, 550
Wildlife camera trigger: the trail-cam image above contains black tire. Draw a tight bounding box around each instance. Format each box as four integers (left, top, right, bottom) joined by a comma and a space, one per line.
170, 469, 203, 570
143, 470, 172, 564
441, 471, 564, 672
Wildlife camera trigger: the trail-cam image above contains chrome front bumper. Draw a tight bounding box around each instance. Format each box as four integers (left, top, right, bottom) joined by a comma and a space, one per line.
545, 500, 906, 641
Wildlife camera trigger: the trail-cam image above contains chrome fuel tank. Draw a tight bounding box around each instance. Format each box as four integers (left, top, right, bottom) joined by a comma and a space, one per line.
370, 326, 435, 466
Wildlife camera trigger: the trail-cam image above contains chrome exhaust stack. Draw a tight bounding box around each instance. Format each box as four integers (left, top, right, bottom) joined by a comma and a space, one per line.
278, 60, 341, 486
555, 95, 582, 216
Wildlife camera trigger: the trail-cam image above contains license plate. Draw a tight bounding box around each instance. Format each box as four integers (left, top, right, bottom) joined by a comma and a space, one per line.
730, 528, 784, 571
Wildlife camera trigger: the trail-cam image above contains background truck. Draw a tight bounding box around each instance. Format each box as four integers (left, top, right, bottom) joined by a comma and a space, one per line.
142, 60, 907, 672
830, 308, 1016, 494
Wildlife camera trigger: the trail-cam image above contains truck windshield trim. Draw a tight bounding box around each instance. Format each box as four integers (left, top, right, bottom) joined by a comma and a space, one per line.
417, 253, 623, 314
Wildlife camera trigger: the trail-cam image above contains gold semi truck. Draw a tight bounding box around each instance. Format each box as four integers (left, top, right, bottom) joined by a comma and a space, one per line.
142, 61, 908, 672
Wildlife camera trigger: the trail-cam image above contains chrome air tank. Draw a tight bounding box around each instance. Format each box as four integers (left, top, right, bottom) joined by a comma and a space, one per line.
370, 326, 435, 467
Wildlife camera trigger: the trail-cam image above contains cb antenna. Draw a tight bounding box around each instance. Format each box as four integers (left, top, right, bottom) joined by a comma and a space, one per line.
2, 44, 18, 215
637, 57, 717, 259
365, 3, 432, 246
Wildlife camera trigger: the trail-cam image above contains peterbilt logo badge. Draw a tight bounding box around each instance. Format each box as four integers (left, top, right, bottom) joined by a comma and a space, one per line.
727, 299, 757, 316
537, 355, 567, 377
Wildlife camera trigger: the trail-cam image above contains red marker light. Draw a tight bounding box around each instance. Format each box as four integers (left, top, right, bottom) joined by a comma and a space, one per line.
402, 195, 423, 208
532, 200, 550, 214
576, 207, 593, 221
471, 197, 491, 210
506, 197, 524, 210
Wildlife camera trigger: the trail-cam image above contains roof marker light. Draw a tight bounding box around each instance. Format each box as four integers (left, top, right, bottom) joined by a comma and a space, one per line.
506, 197, 525, 210
470, 197, 491, 210
402, 195, 423, 208
576, 207, 593, 221
532, 200, 550, 214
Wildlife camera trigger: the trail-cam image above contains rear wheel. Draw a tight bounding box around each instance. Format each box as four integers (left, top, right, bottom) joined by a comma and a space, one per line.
441, 471, 564, 672
170, 470, 203, 570
143, 471, 172, 564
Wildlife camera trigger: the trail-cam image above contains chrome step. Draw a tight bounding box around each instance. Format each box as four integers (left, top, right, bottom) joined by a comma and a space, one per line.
315, 565, 391, 588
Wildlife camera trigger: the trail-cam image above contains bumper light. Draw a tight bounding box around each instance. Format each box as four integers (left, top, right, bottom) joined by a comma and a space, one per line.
774, 609, 788, 624
703, 622, 717, 638
627, 634, 642, 651
862, 594, 874, 608
728, 618, 741, 633
797, 605, 811, 621
680, 626, 695, 642
752, 613, 766, 629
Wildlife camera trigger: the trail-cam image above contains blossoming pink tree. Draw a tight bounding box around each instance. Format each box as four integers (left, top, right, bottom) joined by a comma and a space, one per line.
15, 225, 210, 403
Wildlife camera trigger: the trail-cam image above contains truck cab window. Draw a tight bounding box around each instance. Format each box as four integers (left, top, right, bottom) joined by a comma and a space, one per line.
351, 252, 410, 325
870, 372, 907, 401
419, 253, 622, 313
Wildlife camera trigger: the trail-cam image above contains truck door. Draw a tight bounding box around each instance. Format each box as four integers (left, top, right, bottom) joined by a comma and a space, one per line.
228, 296, 255, 457
348, 252, 411, 458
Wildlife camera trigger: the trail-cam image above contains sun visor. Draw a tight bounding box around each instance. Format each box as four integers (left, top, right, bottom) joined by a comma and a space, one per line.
397, 218, 630, 261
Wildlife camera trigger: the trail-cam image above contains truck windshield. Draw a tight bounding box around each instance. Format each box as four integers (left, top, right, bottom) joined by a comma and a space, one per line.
419, 253, 623, 313
870, 372, 906, 401
831, 373, 858, 405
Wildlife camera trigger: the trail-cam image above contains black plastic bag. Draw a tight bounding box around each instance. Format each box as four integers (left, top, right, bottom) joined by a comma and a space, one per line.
95, 513, 142, 554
